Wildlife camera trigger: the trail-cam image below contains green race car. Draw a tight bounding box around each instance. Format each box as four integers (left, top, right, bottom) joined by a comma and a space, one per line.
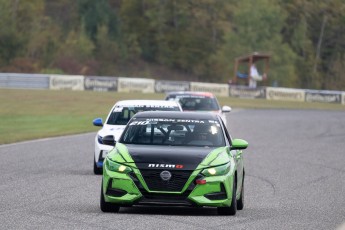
100, 111, 248, 215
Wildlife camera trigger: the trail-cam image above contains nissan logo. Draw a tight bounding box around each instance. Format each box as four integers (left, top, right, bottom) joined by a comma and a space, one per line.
160, 171, 172, 181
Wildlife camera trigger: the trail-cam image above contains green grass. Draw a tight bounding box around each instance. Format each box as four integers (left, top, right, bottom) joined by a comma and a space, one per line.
0, 88, 344, 144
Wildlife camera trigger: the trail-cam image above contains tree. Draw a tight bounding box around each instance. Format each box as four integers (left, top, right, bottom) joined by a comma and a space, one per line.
0, 0, 47, 72
282, 0, 345, 90
94, 25, 122, 75
78, 0, 118, 42
119, 0, 231, 81
214, 0, 297, 86
53, 26, 96, 75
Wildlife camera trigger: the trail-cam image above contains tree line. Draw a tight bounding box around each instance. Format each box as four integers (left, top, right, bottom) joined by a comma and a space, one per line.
0, 0, 344, 90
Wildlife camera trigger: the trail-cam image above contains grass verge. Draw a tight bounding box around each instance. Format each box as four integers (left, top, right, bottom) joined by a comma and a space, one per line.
0, 88, 344, 144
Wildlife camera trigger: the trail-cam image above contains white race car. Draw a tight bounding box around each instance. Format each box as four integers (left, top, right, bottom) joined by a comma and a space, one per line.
92, 100, 182, 174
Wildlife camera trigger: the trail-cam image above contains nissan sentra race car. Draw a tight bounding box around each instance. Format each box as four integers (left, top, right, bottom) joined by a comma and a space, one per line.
93, 100, 182, 174
100, 111, 248, 215
165, 91, 231, 125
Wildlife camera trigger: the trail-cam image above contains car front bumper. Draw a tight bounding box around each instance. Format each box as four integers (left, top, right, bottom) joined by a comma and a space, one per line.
102, 166, 234, 207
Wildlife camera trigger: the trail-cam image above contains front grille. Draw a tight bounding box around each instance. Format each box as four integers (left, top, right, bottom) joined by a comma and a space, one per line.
137, 189, 193, 206
140, 169, 192, 192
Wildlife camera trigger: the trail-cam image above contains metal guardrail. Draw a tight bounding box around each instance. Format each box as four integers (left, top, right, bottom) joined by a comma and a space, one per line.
0, 73, 50, 89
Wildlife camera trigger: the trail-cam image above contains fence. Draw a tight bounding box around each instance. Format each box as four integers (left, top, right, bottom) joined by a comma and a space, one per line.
0, 73, 344, 105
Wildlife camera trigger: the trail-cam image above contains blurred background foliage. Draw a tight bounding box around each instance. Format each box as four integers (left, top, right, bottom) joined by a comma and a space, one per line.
0, 0, 344, 90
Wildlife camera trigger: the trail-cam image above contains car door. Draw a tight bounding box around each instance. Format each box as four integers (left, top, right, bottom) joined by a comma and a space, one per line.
219, 117, 244, 194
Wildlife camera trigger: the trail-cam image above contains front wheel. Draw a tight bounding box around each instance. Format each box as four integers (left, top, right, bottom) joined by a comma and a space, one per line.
237, 177, 244, 210
218, 178, 237, 215
100, 183, 120, 213
93, 155, 102, 175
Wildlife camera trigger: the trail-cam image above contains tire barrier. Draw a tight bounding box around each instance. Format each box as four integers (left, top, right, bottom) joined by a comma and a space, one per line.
84, 76, 118, 92
155, 80, 190, 93
305, 90, 342, 104
266, 87, 305, 102
117, 77, 155, 93
229, 86, 265, 99
190, 82, 229, 97
0, 73, 344, 105
50, 75, 84, 91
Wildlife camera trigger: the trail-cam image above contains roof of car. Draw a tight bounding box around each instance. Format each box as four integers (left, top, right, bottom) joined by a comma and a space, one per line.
133, 111, 220, 120
114, 100, 180, 106
165, 91, 215, 98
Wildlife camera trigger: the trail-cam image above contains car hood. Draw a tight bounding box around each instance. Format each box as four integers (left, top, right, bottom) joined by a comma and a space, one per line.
98, 124, 126, 141
125, 145, 218, 170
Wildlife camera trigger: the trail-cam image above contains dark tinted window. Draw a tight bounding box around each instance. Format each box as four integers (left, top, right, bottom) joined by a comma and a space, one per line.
177, 96, 220, 111
120, 118, 225, 147
106, 106, 180, 125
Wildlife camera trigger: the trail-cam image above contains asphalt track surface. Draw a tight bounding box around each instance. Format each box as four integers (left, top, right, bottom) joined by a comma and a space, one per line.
1, 109, 345, 230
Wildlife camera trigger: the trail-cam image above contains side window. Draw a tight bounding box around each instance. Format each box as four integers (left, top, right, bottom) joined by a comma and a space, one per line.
115, 108, 131, 125
129, 110, 136, 119
122, 109, 129, 119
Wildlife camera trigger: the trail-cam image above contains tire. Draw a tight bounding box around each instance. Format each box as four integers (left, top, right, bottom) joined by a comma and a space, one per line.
93, 155, 103, 175
237, 177, 244, 210
100, 182, 120, 213
218, 178, 237, 215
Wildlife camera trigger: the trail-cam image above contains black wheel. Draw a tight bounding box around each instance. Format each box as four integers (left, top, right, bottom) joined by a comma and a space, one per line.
93, 155, 102, 175
237, 178, 244, 210
218, 178, 237, 215
100, 183, 120, 213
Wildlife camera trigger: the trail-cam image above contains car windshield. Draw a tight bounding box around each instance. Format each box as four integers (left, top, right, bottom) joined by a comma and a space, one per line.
120, 118, 225, 147
106, 105, 180, 125
176, 96, 220, 111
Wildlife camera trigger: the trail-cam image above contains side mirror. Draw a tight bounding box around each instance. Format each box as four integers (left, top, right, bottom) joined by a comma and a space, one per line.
231, 139, 248, 150
93, 118, 103, 127
102, 135, 116, 146
222, 105, 232, 113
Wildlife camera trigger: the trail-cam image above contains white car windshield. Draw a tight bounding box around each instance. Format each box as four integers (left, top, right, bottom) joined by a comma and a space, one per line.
107, 106, 180, 125
177, 96, 220, 111
120, 118, 225, 147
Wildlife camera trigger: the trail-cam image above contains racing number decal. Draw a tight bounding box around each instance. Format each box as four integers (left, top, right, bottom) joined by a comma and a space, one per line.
129, 121, 150, 126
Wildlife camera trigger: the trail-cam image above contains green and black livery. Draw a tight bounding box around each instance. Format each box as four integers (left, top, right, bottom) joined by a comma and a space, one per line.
100, 111, 248, 215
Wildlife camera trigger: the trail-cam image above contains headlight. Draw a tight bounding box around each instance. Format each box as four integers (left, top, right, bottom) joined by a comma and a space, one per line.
105, 159, 132, 173
202, 163, 230, 177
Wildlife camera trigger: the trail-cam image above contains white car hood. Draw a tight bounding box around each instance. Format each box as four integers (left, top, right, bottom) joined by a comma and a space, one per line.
97, 124, 126, 141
